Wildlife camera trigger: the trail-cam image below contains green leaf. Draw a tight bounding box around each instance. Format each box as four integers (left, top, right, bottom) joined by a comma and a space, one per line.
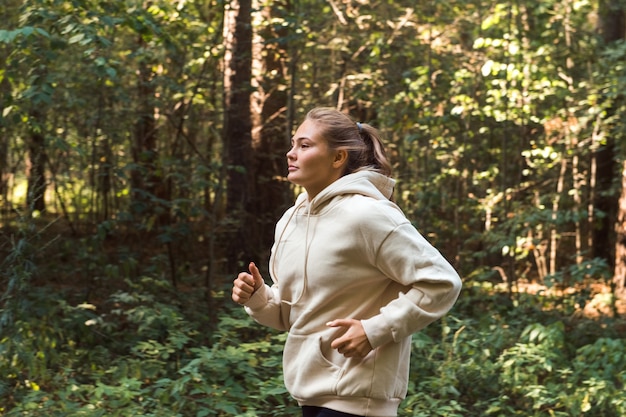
0, 29, 17, 43
35, 27, 50, 38
69, 33, 85, 44
21, 26, 34, 37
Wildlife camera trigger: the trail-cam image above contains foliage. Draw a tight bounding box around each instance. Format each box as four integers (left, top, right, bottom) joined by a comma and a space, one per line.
2, 242, 625, 417
1, 0, 624, 283
0, 246, 298, 416
1, 216, 624, 417
1, 0, 626, 416
399, 283, 626, 417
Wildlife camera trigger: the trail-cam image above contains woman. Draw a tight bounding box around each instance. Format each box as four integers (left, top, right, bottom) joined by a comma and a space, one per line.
232, 107, 462, 417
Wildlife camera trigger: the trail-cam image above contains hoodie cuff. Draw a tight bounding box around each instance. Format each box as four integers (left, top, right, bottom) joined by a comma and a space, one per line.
244, 284, 269, 311
361, 315, 395, 349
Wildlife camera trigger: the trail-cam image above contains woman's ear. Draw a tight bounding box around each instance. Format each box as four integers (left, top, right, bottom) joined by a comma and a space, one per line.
333, 149, 348, 169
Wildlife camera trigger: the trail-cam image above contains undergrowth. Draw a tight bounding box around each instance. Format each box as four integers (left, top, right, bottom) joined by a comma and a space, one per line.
1, 221, 625, 416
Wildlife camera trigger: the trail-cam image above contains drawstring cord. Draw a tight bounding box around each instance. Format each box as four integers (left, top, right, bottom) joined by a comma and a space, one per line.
271, 197, 310, 306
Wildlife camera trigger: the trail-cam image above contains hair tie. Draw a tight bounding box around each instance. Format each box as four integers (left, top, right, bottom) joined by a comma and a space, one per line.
356, 122, 363, 132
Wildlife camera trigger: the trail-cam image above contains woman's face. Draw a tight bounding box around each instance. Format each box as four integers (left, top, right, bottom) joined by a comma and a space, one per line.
287, 119, 344, 200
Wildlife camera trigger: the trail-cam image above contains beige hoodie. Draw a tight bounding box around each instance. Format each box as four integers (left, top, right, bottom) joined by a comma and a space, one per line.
245, 171, 462, 416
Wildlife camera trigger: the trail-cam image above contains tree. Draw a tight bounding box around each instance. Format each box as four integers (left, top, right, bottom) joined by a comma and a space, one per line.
26, 107, 46, 214
223, 0, 253, 268
616, 161, 626, 296
250, 0, 292, 257
597, 0, 625, 296
594, 0, 624, 266
0, 0, 20, 217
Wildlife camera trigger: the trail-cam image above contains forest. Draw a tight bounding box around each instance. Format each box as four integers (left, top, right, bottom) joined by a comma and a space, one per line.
1, 0, 625, 416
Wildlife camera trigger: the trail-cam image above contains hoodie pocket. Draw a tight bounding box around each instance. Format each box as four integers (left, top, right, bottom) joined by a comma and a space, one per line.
282, 333, 344, 399
335, 337, 410, 400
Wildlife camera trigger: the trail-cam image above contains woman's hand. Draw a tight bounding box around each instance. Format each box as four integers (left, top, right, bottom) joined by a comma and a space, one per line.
327, 319, 373, 358
232, 262, 263, 305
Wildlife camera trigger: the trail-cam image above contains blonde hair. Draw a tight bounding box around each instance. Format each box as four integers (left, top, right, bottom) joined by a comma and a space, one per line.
305, 107, 392, 177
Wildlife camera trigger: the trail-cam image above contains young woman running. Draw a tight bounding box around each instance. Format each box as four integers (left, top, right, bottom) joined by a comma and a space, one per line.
232, 107, 462, 417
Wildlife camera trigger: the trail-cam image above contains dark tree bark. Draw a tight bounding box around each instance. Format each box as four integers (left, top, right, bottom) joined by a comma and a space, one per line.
0, 0, 17, 216
615, 161, 626, 296
223, 0, 253, 268
130, 36, 169, 228
26, 109, 46, 214
599, 0, 625, 41
129, 38, 178, 287
593, 0, 624, 266
597, 0, 625, 297
593, 138, 616, 264
0, 135, 7, 202
0, 75, 10, 210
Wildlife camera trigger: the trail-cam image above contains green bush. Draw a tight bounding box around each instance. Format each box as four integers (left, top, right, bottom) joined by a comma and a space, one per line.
1, 236, 624, 416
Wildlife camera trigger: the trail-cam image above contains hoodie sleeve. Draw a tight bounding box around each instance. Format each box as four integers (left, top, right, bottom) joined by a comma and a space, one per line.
360, 218, 462, 349
241, 198, 305, 332
244, 283, 290, 332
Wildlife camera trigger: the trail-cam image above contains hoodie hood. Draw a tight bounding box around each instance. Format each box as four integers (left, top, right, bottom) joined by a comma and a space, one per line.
298, 170, 396, 214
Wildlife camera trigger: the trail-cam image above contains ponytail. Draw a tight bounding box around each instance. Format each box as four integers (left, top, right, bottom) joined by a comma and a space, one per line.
354, 122, 392, 177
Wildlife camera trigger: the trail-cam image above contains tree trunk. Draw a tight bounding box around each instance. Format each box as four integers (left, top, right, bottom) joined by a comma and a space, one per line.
250, 0, 292, 260
223, 0, 253, 268
0, 132, 8, 214
0, 74, 10, 214
26, 110, 46, 214
130, 36, 169, 229
0, 0, 18, 218
615, 161, 626, 296
597, 0, 625, 297
593, 0, 624, 267
599, 0, 625, 42
592, 133, 616, 265
550, 156, 567, 276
